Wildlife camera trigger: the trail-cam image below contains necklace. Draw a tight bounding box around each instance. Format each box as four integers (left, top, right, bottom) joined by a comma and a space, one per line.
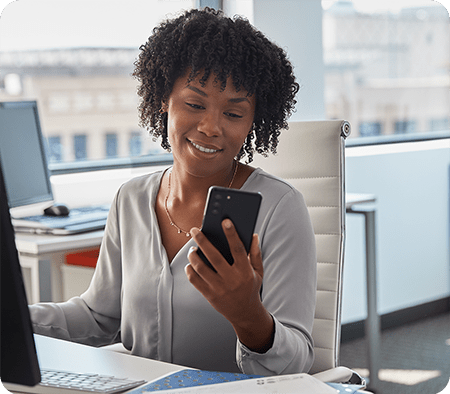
164, 161, 238, 237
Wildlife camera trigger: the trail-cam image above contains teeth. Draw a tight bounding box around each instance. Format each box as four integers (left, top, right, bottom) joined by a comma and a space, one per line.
190, 141, 218, 153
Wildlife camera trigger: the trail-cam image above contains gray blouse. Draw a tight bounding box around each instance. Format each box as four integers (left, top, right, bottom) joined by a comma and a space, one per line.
30, 167, 317, 376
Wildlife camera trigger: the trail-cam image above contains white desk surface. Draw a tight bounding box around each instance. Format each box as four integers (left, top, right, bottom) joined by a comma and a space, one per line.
5, 335, 344, 394
346, 193, 376, 208
4, 334, 186, 393
15, 230, 104, 256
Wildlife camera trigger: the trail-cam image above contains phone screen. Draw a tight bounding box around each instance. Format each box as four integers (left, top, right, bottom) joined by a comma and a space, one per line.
197, 186, 262, 270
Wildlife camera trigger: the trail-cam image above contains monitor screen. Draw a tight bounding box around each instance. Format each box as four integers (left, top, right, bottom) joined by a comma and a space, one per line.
0, 162, 41, 386
0, 101, 53, 209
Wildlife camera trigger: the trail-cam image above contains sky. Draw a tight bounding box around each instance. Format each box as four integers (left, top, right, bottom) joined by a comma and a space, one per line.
0, 0, 196, 51
0, 0, 448, 52
323, 0, 449, 13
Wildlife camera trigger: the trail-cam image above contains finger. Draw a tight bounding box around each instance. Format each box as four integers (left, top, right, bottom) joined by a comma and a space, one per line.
184, 262, 212, 296
190, 227, 230, 274
221, 219, 249, 268
186, 246, 221, 287
187, 245, 216, 280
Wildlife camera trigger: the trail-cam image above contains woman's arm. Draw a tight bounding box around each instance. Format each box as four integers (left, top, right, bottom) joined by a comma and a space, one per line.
187, 186, 317, 375
187, 226, 274, 353
238, 188, 317, 375
29, 189, 123, 347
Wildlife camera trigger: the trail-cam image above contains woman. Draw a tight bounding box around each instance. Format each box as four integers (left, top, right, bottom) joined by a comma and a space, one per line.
30, 8, 317, 376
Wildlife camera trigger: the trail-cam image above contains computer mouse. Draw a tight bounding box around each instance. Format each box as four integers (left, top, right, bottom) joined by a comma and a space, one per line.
44, 203, 70, 217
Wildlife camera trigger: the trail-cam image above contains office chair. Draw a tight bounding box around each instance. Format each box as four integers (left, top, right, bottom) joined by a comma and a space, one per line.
252, 120, 364, 385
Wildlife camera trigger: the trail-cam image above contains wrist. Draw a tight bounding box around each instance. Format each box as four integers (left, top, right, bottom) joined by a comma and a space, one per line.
233, 306, 275, 354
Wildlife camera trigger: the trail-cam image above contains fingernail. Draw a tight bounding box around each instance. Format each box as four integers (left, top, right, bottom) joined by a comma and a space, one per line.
223, 219, 232, 229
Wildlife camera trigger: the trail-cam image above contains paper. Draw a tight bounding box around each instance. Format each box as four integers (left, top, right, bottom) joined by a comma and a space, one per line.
133, 371, 338, 393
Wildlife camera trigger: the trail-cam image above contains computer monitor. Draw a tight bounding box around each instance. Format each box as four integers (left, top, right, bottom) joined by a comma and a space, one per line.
0, 101, 53, 216
0, 162, 41, 386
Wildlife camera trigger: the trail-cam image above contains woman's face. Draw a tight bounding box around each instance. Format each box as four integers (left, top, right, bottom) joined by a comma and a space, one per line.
164, 72, 256, 179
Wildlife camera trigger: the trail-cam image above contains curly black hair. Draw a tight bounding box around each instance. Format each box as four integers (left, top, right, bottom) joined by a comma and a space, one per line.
133, 7, 299, 162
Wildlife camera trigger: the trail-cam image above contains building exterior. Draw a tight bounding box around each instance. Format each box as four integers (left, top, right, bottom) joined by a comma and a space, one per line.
323, 1, 450, 137
0, 48, 165, 164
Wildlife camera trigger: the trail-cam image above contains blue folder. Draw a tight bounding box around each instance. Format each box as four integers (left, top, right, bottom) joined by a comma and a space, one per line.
130, 369, 365, 393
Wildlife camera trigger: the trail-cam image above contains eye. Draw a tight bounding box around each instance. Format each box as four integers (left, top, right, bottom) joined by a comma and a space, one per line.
224, 112, 243, 119
186, 102, 204, 110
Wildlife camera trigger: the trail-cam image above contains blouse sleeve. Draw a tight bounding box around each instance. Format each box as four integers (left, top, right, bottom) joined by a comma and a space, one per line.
29, 188, 123, 347
236, 187, 317, 375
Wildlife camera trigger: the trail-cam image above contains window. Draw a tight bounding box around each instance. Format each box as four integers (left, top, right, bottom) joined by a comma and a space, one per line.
359, 122, 382, 137
47, 136, 63, 163
129, 131, 142, 157
429, 118, 450, 132
73, 92, 94, 113
0, 0, 448, 174
322, 1, 450, 141
48, 94, 70, 114
0, 0, 191, 173
74, 134, 87, 161
395, 120, 416, 134
105, 133, 118, 158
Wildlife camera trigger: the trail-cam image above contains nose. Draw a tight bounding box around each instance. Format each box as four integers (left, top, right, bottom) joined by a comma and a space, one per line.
197, 110, 222, 137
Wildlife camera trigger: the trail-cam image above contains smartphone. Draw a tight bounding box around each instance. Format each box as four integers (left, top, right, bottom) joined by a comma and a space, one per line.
197, 186, 262, 270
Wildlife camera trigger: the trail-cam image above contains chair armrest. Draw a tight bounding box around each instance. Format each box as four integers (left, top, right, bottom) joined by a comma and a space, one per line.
312, 366, 366, 386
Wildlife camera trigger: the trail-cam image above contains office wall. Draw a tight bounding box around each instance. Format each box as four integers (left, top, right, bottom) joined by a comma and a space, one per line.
342, 139, 450, 323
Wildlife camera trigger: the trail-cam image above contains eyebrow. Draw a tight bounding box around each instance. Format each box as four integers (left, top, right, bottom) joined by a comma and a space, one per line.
186, 85, 251, 104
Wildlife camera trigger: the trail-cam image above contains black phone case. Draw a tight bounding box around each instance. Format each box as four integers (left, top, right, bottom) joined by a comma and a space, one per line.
197, 186, 262, 270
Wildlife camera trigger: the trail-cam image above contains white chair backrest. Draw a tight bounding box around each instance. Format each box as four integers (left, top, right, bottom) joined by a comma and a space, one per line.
251, 120, 350, 374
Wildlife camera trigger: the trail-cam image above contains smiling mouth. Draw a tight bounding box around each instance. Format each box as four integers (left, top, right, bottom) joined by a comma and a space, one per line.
189, 140, 220, 154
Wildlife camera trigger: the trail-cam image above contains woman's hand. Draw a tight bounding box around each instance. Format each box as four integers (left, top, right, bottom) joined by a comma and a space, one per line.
186, 219, 274, 353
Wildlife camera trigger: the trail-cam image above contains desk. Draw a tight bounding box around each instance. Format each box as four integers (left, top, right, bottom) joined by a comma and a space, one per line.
346, 193, 380, 391
4, 335, 185, 393
15, 231, 104, 304
4, 335, 366, 394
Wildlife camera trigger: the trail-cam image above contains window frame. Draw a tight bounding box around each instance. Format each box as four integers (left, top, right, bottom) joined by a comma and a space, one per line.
345, 129, 450, 148
48, 153, 174, 175
47, 129, 449, 175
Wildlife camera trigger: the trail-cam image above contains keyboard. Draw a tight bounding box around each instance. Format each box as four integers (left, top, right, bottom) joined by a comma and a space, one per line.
35, 368, 147, 393
25, 205, 110, 228
13, 205, 110, 235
